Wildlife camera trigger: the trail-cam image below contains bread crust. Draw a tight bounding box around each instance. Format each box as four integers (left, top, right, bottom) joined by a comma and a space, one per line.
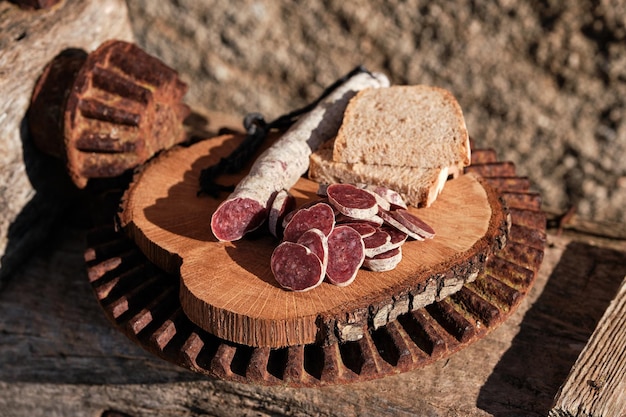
309, 147, 451, 208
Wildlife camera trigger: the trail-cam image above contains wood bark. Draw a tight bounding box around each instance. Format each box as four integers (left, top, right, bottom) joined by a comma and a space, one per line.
0, 0, 133, 284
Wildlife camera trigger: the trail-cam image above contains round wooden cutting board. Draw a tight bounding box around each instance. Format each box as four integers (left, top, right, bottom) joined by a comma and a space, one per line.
119, 133, 510, 348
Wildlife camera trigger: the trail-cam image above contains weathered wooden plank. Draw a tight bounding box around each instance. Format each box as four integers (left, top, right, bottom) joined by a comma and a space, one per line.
550, 276, 626, 417
0, 221, 625, 416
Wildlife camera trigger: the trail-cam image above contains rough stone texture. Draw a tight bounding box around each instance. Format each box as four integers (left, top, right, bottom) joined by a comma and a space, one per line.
125, 0, 626, 224
0, 0, 134, 282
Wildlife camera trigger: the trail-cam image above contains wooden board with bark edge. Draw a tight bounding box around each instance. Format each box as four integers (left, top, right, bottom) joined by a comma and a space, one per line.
119, 133, 509, 348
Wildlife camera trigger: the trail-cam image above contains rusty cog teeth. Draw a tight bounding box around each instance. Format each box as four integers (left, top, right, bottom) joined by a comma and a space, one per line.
30, 40, 190, 189
75, 133, 138, 154
465, 161, 517, 177
397, 309, 448, 358
501, 241, 545, 272
502, 191, 542, 211
451, 286, 501, 327
509, 208, 547, 230
509, 223, 546, 250
468, 274, 521, 311
245, 347, 272, 381
426, 300, 475, 343
470, 148, 497, 164
149, 308, 184, 352
127, 286, 178, 336
91, 66, 153, 104
84, 145, 545, 386
77, 98, 142, 126
210, 343, 237, 378
483, 176, 532, 193
283, 345, 307, 384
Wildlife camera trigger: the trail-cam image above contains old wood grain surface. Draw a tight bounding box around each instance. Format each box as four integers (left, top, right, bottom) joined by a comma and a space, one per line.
550, 275, 626, 417
1, 200, 625, 416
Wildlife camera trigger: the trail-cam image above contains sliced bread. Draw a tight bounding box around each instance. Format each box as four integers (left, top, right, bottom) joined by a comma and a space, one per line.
332, 85, 470, 169
309, 147, 459, 208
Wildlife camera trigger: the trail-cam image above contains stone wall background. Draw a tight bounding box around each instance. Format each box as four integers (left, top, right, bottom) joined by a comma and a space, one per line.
125, 0, 626, 223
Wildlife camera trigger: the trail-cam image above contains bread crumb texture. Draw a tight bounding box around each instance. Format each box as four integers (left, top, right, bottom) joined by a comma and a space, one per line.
332, 85, 469, 169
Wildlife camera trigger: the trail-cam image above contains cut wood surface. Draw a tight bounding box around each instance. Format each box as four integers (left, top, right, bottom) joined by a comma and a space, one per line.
119, 134, 509, 348
550, 275, 626, 417
0, 0, 134, 283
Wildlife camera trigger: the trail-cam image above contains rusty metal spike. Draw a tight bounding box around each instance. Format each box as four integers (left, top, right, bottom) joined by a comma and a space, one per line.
500, 240, 545, 272
470, 148, 497, 164
464, 161, 517, 177
103, 274, 161, 319
501, 191, 543, 211
149, 308, 185, 352
509, 223, 546, 251
398, 308, 448, 358
339, 332, 378, 377
181, 332, 205, 373
481, 176, 532, 193
383, 320, 416, 368
77, 98, 142, 127
508, 208, 546, 231
427, 299, 475, 343
469, 274, 521, 310
486, 256, 535, 291
319, 343, 349, 383
452, 286, 501, 327
75, 132, 139, 154
91, 66, 152, 105
283, 345, 307, 384
127, 286, 177, 336
246, 347, 272, 381
86, 256, 123, 283
210, 344, 237, 378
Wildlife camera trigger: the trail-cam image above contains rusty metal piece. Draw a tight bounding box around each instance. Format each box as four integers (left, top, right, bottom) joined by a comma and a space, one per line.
464, 161, 517, 177
482, 176, 532, 193
85, 143, 545, 387
29, 40, 190, 188
470, 148, 497, 164
29, 49, 87, 158
501, 191, 543, 211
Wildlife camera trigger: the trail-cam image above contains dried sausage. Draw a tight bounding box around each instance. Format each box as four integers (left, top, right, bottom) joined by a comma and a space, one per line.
210, 72, 389, 241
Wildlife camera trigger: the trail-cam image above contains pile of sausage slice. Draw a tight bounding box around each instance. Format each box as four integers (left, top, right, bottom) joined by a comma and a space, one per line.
269, 183, 435, 292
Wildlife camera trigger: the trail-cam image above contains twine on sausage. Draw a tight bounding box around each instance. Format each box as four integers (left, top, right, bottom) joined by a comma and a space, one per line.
198, 65, 373, 198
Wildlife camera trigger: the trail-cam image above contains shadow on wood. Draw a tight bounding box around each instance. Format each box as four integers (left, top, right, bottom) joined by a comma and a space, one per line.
477, 240, 626, 416
0, 115, 77, 285
0, 221, 203, 385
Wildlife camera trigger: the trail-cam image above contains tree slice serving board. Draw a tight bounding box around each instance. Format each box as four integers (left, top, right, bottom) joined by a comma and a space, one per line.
86, 145, 545, 387
119, 134, 510, 348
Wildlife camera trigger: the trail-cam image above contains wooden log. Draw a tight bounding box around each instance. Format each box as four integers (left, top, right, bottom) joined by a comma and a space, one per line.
0, 0, 133, 283
550, 276, 626, 417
